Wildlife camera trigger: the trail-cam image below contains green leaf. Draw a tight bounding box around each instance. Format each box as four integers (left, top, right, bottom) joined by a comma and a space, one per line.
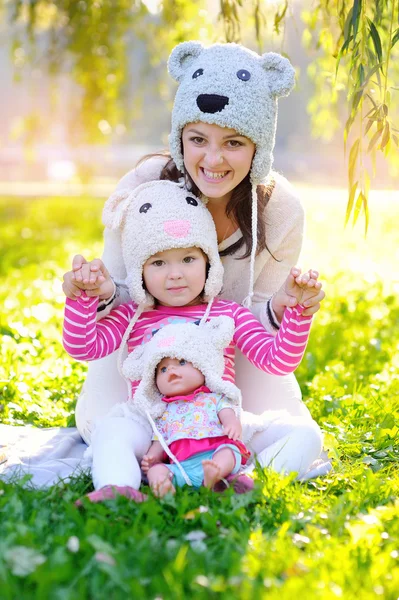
343, 7, 354, 42
362, 186, 369, 235
364, 119, 374, 136
345, 180, 358, 226
352, 0, 362, 41
348, 138, 360, 185
352, 190, 364, 227
367, 127, 383, 152
391, 28, 399, 49
367, 18, 383, 68
380, 122, 390, 150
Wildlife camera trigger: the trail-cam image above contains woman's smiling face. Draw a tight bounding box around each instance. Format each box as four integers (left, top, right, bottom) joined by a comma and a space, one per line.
182, 122, 255, 204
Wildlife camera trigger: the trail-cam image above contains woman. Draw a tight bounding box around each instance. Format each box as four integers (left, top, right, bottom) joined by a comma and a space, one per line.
63, 42, 324, 464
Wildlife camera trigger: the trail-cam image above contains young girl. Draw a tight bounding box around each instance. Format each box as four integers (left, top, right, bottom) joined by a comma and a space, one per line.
62, 42, 326, 445
63, 180, 323, 502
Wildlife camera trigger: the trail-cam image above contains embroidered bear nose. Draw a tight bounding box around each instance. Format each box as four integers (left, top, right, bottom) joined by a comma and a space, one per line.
196, 94, 229, 114
164, 220, 191, 238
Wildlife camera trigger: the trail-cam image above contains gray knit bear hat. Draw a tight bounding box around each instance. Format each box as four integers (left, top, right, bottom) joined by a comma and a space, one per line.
102, 179, 224, 306
168, 42, 295, 307
122, 316, 241, 419
168, 41, 295, 187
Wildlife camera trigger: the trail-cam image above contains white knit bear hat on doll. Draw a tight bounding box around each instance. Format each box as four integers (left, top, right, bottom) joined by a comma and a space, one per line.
123, 315, 241, 419
168, 41, 295, 306
123, 316, 241, 487
102, 179, 225, 398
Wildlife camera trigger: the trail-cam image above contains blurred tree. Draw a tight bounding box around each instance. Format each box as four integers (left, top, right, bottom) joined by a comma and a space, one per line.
1, 0, 398, 228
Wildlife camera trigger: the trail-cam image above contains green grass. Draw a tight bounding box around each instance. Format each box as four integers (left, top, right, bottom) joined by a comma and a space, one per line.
1, 188, 399, 599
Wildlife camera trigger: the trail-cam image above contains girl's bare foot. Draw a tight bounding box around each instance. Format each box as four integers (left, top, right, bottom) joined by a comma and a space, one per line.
147, 464, 176, 498
202, 459, 222, 488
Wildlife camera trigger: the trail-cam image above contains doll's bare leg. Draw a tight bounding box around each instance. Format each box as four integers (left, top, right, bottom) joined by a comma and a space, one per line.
202, 448, 236, 489
147, 464, 176, 498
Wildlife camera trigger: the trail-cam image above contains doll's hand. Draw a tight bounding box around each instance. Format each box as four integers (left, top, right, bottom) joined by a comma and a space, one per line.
141, 454, 161, 474
223, 419, 242, 441
62, 255, 115, 300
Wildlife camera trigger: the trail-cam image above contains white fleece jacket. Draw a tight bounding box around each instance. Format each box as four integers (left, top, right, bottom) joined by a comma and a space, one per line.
102, 155, 305, 333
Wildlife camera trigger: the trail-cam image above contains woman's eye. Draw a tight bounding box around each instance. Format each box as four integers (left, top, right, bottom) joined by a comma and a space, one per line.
192, 68, 204, 79
139, 203, 152, 214
226, 140, 243, 148
179, 359, 187, 366
190, 136, 205, 145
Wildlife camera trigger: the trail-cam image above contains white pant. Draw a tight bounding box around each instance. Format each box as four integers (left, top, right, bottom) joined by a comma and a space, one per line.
246, 416, 323, 479
89, 412, 322, 490
76, 336, 322, 490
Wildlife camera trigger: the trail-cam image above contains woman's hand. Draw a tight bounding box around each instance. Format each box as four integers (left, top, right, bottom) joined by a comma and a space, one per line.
62, 254, 115, 301
272, 267, 325, 320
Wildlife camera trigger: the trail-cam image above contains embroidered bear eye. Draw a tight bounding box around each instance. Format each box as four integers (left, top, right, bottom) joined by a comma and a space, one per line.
139, 203, 152, 214
186, 196, 198, 206
237, 69, 251, 81
192, 68, 204, 79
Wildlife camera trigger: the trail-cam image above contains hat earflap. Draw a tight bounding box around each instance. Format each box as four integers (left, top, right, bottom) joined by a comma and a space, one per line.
102, 189, 133, 230
205, 315, 235, 350
168, 41, 204, 82
122, 343, 145, 382
260, 52, 296, 98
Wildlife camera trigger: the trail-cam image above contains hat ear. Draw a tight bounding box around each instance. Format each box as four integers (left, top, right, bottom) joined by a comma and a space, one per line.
260, 52, 295, 97
102, 189, 133, 230
206, 316, 235, 349
168, 41, 204, 82
122, 344, 146, 381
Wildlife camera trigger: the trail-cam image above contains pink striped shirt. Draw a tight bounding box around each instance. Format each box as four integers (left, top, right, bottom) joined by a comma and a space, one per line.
63, 296, 312, 398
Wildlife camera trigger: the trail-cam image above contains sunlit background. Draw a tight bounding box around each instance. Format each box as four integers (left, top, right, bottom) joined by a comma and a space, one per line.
0, 0, 397, 200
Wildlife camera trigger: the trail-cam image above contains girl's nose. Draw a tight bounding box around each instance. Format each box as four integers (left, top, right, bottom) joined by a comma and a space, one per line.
168, 267, 183, 279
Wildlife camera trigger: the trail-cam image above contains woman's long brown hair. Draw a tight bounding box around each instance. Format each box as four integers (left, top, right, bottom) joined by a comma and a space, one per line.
137, 152, 277, 260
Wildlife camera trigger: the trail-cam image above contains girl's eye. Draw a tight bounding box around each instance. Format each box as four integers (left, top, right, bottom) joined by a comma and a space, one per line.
152, 260, 164, 267
160, 366, 167, 373
179, 359, 187, 366
183, 256, 194, 263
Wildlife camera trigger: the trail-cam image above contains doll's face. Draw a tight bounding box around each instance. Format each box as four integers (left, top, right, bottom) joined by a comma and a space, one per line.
156, 357, 205, 397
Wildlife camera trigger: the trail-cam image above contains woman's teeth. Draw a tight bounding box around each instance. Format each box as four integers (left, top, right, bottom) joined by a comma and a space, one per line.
203, 169, 228, 179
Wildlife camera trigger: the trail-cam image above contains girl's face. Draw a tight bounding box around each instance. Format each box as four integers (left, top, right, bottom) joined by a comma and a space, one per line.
156, 357, 205, 397
182, 122, 255, 204
143, 246, 207, 307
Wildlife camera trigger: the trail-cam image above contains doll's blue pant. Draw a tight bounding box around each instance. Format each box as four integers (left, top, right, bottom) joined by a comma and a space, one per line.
166, 444, 242, 488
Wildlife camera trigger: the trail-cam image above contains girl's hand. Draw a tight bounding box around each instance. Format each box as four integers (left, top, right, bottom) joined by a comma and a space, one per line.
141, 454, 160, 474
272, 268, 325, 320
62, 255, 115, 300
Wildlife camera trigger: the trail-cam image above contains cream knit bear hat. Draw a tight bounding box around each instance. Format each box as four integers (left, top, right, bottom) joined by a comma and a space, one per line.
102, 179, 225, 396
123, 316, 241, 419
102, 179, 224, 306
168, 41, 295, 306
